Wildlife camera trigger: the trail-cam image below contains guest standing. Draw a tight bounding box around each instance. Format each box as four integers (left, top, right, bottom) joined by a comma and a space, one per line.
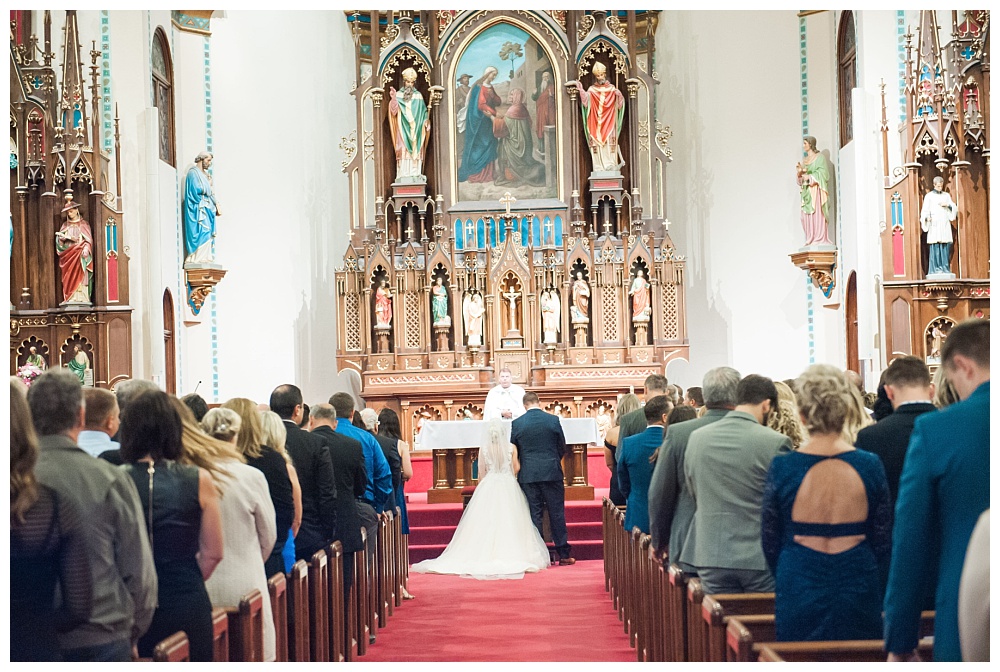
617, 396, 670, 534
201, 408, 278, 662
761, 364, 892, 641
223, 398, 300, 577
603, 392, 640, 507
884, 319, 990, 661
120, 390, 224, 662
10, 379, 92, 661
376, 407, 416, 600
76, 387, 120, 457
683, 374, 790, 593
28, 369, 156, 662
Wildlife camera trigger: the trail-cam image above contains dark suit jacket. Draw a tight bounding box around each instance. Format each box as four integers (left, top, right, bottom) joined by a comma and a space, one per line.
855, 401, 936, 508
312, 425, 366, 554
510, 407, 567, 484
884, 382, 990, 661
647, 408, 730, 565
283, 420, 337, 558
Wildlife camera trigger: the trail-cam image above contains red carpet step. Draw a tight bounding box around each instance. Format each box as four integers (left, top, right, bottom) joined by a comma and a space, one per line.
406, 492, 606, 564
363, 559, 632, 662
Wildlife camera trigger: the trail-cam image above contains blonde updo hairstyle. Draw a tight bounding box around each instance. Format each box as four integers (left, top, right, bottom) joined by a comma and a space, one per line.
795, 364, 853, 437
202, 407, 242, 444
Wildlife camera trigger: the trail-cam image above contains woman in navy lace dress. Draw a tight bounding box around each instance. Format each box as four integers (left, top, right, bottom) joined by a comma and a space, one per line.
761, 365, 892, 641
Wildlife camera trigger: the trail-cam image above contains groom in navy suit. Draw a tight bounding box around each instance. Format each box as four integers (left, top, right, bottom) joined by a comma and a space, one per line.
510, 392, 575, 565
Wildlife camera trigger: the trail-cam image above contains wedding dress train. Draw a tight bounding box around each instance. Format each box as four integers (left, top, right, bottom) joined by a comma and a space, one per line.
410, 420, 551, 580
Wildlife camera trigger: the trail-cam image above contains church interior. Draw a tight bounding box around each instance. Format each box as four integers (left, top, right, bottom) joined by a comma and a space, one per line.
9, 8, 991, 663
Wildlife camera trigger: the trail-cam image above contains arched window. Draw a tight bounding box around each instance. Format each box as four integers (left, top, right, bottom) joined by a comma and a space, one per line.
151, 28, 176, 166
838, 11, 857, 147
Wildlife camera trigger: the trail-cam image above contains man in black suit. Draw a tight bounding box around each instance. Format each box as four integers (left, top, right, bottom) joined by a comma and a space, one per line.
270, 384, 338, 561
511, 391, 575, 566
855, 355, 936, 509
310, 403, 366, 610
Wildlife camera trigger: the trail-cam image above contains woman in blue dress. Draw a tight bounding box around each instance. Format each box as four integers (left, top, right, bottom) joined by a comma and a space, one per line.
761, 364, 892, 641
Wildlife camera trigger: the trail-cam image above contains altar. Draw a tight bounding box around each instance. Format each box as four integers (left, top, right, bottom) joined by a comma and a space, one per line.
418, 418, 600, 503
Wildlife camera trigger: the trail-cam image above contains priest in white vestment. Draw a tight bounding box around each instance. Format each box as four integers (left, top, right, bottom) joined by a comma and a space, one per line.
483, 367, 526, 421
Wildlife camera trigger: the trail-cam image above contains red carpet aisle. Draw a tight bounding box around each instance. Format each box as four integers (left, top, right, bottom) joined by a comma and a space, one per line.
363, 560, 633, 662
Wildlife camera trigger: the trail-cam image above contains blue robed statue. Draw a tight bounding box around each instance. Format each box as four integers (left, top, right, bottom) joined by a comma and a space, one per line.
184, 151, 219, 265
457, 66, 502, 184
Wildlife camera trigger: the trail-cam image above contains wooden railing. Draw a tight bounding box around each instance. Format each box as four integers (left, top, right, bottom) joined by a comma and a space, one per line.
150, 506, 409, 662
600, 498, 935, 663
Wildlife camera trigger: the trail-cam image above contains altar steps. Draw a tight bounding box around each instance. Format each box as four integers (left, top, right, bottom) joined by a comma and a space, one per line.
406, 496, 605, 563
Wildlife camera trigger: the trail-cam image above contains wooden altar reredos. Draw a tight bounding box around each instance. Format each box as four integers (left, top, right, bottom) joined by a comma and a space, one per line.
334, 10, 688, 442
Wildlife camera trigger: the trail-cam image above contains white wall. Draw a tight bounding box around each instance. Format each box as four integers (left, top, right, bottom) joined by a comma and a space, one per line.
658, 11, 811, 389
208, 11, 356, 404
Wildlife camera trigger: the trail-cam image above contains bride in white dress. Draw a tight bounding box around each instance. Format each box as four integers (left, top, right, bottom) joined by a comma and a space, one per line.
411, 419, 551, 580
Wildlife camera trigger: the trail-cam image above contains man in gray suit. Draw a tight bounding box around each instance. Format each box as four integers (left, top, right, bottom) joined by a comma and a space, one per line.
682, 374, 791, 594
648, 366, 741, 572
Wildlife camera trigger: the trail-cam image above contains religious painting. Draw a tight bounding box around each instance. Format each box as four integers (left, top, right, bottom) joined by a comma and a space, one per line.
454, 23, 558, 203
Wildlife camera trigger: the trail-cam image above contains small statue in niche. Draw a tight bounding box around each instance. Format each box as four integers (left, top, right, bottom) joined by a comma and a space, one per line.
928, 322, 951, 361
388, 67, 430, 183
463, 291, 485, 346
55, 199, 94, 305
431, 276, 451, 326
66, 344, 91, 384
796, 136, 833, 246
374, 280, 393, 328
629, 269, 651, 323
570, 271, 590, 323
571, 62, 626, 173
595, 405, 613, 444
184, 152, 220, 265
920, 176, 959, 277
26, 346, 47, 370
540, 288, 561, 344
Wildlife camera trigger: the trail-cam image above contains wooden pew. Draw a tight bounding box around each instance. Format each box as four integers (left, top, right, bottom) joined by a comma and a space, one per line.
666, 564, 689, 661
701, 592, 775, 661
152, 631, 190, 662
653, 560, 669, 662
727, 611, 936, 662
308, 549, 330, 662
376, 511, 392, 628
328, 541, 346, 663
685, 578, 704, 662
355, 528, 371, 656
613, 507, 626, 616
726, 614, 778, 662
635, 532, 650, 660
226, 588, 264, 662
285, 559, 310, 662
211, 607, 230, 662
602, 499, 612, 593
268, 573, 288, 662
757, 638, 934, 662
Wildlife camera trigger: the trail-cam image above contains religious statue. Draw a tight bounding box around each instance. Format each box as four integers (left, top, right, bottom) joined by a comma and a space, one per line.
463, 291, 485, 346
495, 88, 547, 187
532, 71, 556, 151
929, 323, 949, 361
54, 199, 94, 305
629, 269, 651, 322
458, 66, 501, 183
431, 276, 450, 326
67, 344, 90, 384
796, 136, 833, 246
920, 176, 958, 276
26, 346, 47, 370
571, 62, 626, 173
570, 271, 590, 323
595, 405, 613, 443
375, 280, 393, 328
388, 68, 430, 183
184, 151, 220, 265
540, 288, 561, 344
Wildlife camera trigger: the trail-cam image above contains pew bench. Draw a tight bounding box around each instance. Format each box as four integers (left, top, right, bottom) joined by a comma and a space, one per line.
757, 638, 934, 662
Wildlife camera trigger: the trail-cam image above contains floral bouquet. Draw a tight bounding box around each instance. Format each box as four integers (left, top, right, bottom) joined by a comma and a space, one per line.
16, 362, 43, 388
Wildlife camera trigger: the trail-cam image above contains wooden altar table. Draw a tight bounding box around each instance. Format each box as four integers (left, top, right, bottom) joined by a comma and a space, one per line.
417, 418, 599, 504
